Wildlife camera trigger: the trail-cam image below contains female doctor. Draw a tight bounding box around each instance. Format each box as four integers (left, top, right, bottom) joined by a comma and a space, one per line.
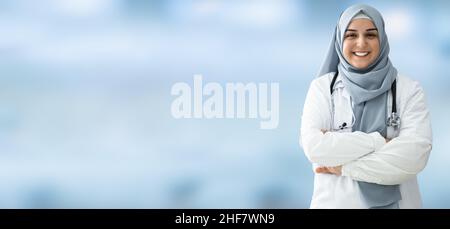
300, 4, 432, 208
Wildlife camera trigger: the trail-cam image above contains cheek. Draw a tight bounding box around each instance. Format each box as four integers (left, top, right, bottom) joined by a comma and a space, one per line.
342, 41, 353, 60
370, 40, 380, 58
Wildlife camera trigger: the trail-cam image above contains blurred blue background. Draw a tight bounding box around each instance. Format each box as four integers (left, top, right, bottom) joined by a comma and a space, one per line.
0, 0, 449, 208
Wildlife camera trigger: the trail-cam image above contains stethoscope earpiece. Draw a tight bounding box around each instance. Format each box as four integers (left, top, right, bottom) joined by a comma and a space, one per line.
339, 122, 347, 130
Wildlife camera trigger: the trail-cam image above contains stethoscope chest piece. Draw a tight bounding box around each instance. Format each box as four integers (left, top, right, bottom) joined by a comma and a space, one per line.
387, 112, 401, 128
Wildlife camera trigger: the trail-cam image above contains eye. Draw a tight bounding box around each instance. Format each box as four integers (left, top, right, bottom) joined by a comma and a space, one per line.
344, 33, 357, 39
366, 33, 378, 39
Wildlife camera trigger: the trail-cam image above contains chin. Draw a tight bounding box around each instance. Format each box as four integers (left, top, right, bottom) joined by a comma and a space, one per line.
356, 65, 369, 69
350, 61, 370, 69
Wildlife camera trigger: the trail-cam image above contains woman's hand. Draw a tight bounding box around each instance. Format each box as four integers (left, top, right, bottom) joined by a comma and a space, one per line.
315, 166, 342, 176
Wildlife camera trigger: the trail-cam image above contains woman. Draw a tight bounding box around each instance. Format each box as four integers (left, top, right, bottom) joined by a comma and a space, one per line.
300, 4, 432, 208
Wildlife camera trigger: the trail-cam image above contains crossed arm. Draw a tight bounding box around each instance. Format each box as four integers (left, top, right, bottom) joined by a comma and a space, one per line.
315, 129, 391, 176
300, 79, 432, 185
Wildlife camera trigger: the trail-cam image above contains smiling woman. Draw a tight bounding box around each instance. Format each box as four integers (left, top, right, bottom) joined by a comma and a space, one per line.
300, 4, 432, 209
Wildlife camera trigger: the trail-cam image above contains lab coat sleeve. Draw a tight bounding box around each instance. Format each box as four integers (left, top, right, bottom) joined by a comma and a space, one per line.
300, 78, 387, 167
342, 81, 432, 185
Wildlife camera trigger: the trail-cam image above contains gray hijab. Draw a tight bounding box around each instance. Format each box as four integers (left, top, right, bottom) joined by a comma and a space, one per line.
318, 4, 401, 208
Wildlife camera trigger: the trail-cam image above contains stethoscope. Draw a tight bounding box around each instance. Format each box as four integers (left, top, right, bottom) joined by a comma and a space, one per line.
330, 71, 400, 133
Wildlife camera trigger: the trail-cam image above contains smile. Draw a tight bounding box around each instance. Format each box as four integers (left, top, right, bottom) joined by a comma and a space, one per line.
353, 52, 369, 57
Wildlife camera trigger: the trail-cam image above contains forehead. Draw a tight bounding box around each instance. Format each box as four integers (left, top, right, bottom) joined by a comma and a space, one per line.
346, 19, 376, 30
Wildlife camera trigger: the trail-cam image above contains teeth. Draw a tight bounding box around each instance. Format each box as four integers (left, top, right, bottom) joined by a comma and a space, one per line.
354, 52, 369, 57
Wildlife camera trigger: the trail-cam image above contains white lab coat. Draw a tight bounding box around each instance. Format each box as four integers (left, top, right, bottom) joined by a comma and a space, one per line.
300, 72, 432, 209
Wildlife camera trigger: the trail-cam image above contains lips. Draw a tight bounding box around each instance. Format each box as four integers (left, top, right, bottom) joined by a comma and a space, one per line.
353, 51, 369, 57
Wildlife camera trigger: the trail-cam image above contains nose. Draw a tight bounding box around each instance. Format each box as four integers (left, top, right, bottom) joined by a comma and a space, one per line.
355, 35, 368, 48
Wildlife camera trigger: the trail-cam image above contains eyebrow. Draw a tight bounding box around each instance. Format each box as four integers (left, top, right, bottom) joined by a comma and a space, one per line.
345, 28, 378, 32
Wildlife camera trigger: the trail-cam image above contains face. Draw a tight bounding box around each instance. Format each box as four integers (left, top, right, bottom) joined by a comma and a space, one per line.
343, 19, 380, 70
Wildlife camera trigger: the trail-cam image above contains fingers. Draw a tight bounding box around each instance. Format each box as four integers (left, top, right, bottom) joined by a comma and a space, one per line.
316, 166, 342, 176
315, 167, 330, 174
329, 166, 336, 172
